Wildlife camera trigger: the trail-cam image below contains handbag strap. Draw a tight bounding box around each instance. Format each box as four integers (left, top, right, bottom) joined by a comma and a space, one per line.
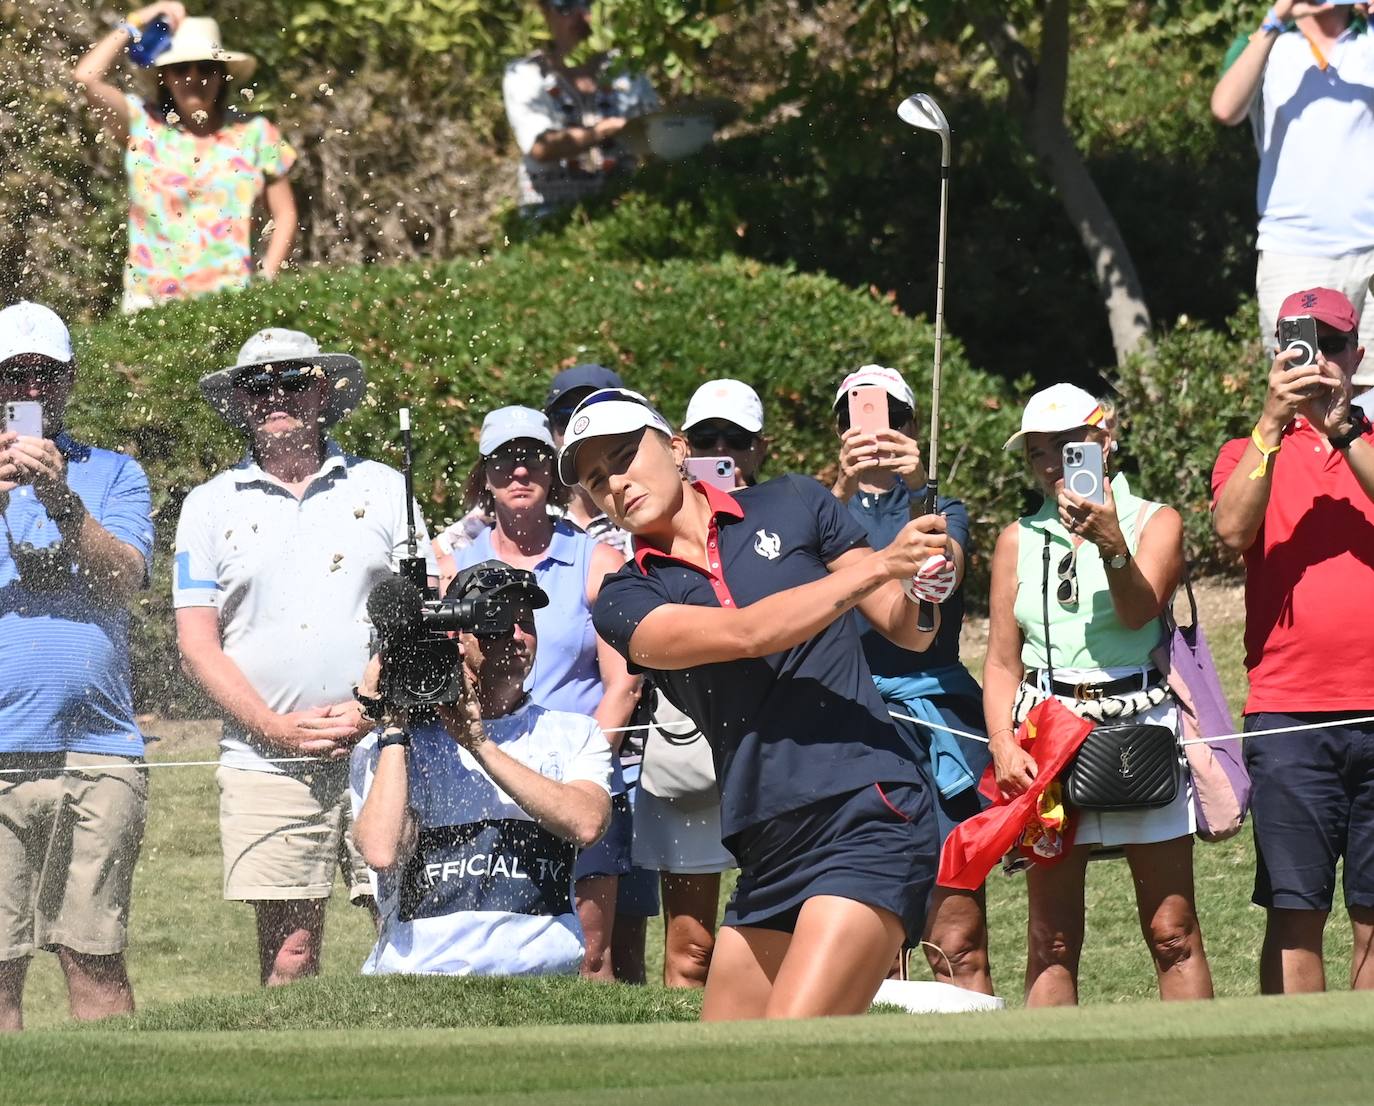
1040, 528, 1055, 690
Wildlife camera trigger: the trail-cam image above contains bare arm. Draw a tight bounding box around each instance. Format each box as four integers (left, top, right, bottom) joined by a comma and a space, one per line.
259, 176, 297, 279
352, 742, 419, 871
73, 3, 187, 140
1210, 27, 1277, 125
982, 524, 1038, 798
175, 606, 359, 758
529, 117, 627, 162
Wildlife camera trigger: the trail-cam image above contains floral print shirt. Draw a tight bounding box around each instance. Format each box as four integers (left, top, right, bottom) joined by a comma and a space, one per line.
122, 94, 296, 311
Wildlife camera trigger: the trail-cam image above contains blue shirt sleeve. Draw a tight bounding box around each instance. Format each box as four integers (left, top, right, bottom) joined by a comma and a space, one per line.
787, 474, 869, 563
95, 455, 154, 581
940, 496, 971, 558
591, 565, 668, 666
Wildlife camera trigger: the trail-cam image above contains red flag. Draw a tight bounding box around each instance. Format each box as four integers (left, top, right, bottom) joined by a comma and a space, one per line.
936, 698, 1095, 890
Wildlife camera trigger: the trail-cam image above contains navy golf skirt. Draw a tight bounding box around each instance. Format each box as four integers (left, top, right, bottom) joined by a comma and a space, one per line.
723, 780, 937, 942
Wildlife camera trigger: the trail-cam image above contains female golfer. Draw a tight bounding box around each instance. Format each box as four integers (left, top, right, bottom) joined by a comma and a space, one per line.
560, 388, 950, 1020
74, 6, 297, 311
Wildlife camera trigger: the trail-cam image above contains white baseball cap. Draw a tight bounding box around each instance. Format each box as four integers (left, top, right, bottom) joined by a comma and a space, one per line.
557, 388, 674, 485
682, 379, 764, 434
832, 364, 915, 411
479, 406, 555, 457
0, 301, 73, 365
1003, 383, 1106, 450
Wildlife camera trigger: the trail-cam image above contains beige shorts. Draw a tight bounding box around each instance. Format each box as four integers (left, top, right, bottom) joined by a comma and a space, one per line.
217, 763, 371, 902
0, 752, 149, 961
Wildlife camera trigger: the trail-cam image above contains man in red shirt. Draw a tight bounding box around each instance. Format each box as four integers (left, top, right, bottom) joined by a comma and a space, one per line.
1212, 287, 1374, 996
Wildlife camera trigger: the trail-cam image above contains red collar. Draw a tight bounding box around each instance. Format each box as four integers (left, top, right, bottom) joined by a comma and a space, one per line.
631, 482, 743, 572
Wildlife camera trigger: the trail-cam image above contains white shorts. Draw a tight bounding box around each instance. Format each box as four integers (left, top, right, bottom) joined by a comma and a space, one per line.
1257, 246, 1374, 372
631, 788, 735, 875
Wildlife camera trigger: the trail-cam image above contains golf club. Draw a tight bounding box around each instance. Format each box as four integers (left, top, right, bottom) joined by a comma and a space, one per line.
897, 92, 951, 633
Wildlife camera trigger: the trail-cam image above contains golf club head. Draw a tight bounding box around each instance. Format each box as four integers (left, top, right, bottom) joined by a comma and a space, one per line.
897, 93, 951, 165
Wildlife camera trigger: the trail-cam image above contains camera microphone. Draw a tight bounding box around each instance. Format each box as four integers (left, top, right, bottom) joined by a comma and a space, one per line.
366, 573, 426, 636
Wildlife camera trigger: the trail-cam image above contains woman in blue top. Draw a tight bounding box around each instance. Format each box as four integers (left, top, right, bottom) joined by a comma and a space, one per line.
563, 388, 950, 1020
831, 364, 993, 996
454, 405, 638, 982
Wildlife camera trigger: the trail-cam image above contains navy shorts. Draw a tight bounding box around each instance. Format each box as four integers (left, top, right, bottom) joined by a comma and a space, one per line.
1245, 712, 1374, 912
722, 780, 937, 943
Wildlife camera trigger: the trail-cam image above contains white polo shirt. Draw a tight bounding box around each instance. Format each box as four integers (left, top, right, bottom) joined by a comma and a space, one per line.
349, 701, 612, 977
173, 441, 437, 774
1245, 24, 1374, 256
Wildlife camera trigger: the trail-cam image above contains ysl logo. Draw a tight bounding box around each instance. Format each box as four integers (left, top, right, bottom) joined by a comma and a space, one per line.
1118, 744, 1134, 779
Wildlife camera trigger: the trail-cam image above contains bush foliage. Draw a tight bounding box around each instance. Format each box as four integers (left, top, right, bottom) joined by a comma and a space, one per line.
69, 249, 1030, 711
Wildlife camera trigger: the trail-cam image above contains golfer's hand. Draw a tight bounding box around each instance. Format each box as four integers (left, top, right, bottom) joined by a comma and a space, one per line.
882, 513, 949, 579
990, 733, 1037, 800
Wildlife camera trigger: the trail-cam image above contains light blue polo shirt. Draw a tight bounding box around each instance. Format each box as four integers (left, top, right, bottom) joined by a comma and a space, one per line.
0, 434, 153, 757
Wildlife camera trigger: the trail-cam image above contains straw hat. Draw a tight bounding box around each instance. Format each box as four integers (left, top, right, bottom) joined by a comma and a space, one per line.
154, 17, 256, 82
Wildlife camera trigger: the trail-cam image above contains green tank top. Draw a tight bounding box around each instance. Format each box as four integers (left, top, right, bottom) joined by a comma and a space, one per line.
1014, 473, 1164, 672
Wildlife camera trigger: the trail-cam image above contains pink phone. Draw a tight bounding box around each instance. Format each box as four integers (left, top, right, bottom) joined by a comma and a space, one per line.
847, 385, 888, 436
684, 455, 737, 491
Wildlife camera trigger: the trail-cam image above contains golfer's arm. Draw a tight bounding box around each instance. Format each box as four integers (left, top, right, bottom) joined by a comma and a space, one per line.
353, 745, 418, 871
627, 550, 894, 668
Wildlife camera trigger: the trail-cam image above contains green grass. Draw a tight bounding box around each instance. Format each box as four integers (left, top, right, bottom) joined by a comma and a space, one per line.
4, 993, 1374, 1105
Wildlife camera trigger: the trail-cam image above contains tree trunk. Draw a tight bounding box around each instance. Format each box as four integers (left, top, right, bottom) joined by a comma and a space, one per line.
976, 1, 1153, 367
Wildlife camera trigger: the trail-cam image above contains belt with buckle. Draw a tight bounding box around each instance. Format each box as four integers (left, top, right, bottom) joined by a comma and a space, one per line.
1044, 668, 1161, 702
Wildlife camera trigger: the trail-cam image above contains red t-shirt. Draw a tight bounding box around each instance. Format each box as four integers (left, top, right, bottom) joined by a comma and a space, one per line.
1212, 418, 1374, 714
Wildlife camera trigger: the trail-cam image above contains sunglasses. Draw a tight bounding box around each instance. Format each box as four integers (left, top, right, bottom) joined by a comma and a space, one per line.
1318, 334, 1355, 357
687, 425, 757, 451
474, 617, 538, 641
487, 446, 553, 473
0, 362, 68, 388
1056, 547, 1078, 607
164, 60, 225, 78
234, 366, 319, 397
546, 404, 581, 430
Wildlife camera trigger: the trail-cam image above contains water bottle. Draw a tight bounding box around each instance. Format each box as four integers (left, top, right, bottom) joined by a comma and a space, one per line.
126, 18, 173, 67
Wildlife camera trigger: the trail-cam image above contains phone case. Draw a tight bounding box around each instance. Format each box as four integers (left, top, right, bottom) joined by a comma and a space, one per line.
1062, 441, 1106, 506
5, 401, 43, 438
848, 386, 888, 436
1277, 315, 1319, 368
684, 455, 736, 492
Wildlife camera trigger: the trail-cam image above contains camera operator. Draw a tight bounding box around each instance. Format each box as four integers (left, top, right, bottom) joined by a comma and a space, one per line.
174, 327, 436, 989
1213, 287, 1374, 995
0, 302, 153, 1030
350, 562, 611, 976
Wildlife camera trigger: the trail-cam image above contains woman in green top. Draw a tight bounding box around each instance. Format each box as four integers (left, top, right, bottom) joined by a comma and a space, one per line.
983, 384, 1213, 1006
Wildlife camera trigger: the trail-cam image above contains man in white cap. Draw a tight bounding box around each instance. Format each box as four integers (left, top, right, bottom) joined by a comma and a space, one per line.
0, 303, 153, 1029
681, 379, 767, 489
173, 327, 436, 988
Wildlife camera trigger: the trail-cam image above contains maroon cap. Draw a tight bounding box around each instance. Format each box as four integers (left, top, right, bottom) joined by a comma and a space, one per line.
1277, 287, 1359, 335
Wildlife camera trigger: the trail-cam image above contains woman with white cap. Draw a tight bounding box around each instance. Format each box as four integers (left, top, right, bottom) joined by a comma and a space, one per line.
561, 387, 951, 1019
453, 405, 640, 982
830, 364, 994, 996
74, 5, 297, 311
681, 379, 768, 488
984, 382, 1213, 1005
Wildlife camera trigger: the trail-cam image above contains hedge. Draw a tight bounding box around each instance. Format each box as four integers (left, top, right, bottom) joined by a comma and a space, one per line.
70, 249, 1032, 712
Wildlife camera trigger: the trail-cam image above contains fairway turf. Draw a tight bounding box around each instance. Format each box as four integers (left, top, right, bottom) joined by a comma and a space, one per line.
4, 991, 1373, 1105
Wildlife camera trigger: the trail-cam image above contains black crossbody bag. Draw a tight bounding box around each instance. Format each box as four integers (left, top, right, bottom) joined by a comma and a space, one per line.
1039, 531, 1180, 811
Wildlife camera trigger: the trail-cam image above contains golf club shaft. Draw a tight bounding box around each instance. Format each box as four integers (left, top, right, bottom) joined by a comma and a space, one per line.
916, 158, 950, 635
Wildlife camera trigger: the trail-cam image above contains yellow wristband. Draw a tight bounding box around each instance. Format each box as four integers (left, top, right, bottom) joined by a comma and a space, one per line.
1247, 426, 1281, 481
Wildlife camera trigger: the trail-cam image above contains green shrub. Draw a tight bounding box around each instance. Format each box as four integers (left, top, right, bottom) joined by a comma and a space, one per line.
1110, 299, 1266, 575
69, 249, 1024, 712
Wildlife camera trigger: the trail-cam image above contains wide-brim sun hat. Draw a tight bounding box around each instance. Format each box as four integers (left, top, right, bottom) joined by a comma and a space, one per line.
832, 364, 916, 412
154, 17, 257, 82
1003, 382, 1105, 451
682, 378, 764, 433
556, 388, 674, 486
199, 328, 365, 433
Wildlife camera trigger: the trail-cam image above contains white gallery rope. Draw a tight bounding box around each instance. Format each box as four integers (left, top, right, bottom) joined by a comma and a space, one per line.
7, 712, 1374, 777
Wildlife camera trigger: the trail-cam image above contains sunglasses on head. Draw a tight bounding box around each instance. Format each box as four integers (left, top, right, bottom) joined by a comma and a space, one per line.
687, 424, 757, 451
235, 366, 318, 397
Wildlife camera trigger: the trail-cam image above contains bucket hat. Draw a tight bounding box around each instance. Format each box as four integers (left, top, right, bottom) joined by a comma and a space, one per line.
199, 328, 364, 432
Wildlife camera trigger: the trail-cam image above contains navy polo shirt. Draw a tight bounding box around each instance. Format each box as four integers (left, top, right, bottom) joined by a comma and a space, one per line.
593, 474, 923, 842
847, 484, 970, 677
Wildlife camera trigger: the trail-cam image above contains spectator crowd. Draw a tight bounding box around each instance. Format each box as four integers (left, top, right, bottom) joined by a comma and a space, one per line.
2, 0, 1374, 1028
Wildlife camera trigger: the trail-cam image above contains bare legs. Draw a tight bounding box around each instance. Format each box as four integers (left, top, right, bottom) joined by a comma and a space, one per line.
922, 885, 994, 994
1, 949, 135, 1030
1024, 837, 1211, 1006
575, 874, 618, 981
0, 957, 28, 1032
254, 900, 326, 986
662, 872, 720, 988
700, 895, 905, 1021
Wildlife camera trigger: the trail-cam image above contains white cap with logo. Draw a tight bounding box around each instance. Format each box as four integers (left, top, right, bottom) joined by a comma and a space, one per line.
682, 378, 764, 434
832, 364, 915, 411
1003, 383, 1106, 450
479, 406, 555, 456
557, 388, 674, 485
0, 302, 73, 365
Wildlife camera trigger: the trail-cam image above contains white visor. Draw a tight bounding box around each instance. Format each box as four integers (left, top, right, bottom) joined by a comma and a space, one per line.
556, 388, 674, 486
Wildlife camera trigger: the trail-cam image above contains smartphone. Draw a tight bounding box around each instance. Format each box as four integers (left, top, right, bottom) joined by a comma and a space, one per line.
847, 385, 889, 437
1278, 314, 1319, 369
5, 401, 42, 438
1062, 441, 1106, 506
684, 455, 737, 492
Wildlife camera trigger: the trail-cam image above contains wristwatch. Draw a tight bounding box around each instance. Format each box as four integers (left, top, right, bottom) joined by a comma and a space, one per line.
1105, 550, 1131, 571
1328, 416, 1370, 451
377, 726, 410, 750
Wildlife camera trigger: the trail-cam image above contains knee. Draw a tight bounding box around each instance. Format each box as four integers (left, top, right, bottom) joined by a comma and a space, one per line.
269, 929, 319, 983
1146, 913, 1202, 972
924, 936, 988, 979
665, 932, 715, 988
1027, 923, 1082, 971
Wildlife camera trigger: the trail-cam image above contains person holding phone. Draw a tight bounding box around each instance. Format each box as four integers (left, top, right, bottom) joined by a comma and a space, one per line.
0, 303, 154, 1029
73, 7, 297, 311
681, 379, 767, 490
1213, 286, 1374, 996
828, 364, 994, 995
984, 382, 1212, 1006
561, 387, 949, 1019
